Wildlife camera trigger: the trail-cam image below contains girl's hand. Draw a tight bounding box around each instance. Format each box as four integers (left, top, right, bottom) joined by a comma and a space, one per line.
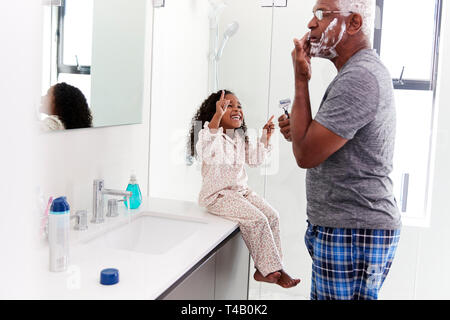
216, 90, 230, 118
261, 115, 275, 147
209, 90, 230, 130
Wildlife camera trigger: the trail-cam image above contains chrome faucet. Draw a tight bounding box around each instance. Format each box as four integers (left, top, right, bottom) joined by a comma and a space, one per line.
92, 179, 132, 224
71, 210, 88, 231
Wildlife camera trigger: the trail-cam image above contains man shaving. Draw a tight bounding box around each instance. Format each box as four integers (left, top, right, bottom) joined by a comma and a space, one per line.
278, 0, 402, 300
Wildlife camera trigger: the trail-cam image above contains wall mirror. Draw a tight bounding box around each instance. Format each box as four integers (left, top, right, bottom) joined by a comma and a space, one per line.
40, 0, 149, 131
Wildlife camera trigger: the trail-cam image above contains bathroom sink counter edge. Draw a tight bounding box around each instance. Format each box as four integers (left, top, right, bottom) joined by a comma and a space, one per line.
35, 197, 240, 300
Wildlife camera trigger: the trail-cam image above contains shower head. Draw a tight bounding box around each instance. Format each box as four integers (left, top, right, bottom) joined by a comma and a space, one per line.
224, 21, 239, 37
216, 21, 239, 60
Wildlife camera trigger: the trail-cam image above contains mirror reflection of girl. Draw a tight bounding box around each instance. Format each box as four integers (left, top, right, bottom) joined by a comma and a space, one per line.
40, 82, 93, 131
188, 90, 300, 288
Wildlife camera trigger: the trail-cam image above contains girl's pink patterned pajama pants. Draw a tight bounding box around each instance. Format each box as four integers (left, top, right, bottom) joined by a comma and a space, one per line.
207, 189, 284, 277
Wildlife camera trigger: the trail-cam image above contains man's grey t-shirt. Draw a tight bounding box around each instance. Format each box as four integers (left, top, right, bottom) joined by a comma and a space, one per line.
306, 49, 402, 230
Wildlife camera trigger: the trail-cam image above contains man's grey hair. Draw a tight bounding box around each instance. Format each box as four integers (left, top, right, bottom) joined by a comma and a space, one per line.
338, 0, 376, 37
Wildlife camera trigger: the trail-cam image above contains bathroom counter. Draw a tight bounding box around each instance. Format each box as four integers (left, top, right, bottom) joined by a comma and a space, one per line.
35, 197, 240, 300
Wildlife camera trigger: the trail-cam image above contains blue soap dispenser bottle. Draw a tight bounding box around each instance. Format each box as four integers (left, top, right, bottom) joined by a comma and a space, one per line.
125, 174, 142, 209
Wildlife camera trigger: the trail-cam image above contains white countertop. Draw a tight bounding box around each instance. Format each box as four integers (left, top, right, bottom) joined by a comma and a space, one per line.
34, 197, 239, 300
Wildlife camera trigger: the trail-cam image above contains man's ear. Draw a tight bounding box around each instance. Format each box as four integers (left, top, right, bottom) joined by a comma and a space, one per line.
347, 13, 363, 35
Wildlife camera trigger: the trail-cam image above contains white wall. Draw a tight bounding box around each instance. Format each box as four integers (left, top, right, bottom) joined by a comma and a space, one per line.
0, 0, 43, 298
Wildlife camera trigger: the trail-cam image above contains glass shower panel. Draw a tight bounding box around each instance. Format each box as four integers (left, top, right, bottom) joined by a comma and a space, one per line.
149, 0, 210, 202
217, 0, 273, 199
216, 0, 274, 299
260, 0, 334, 300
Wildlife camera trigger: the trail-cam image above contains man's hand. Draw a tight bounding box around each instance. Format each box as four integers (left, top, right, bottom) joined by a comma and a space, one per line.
278, 114, 292, 142
291, 33, 312, 82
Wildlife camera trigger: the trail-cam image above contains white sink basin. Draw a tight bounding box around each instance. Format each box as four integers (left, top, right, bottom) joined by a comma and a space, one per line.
84, 213, 207, 255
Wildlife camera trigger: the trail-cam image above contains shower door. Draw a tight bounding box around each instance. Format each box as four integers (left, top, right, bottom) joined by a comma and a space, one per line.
216, 0, 276, 299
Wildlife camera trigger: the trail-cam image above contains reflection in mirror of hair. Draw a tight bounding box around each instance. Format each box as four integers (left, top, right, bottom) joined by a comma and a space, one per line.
40, 82, 93, 131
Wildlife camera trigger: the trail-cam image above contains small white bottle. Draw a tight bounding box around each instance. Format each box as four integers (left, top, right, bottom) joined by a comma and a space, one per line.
48, 197, 70, 272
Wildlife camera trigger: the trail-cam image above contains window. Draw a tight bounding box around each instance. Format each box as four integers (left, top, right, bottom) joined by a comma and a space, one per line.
57, 0, 93, 76
373, 0, 443, 226
51, 0, 93, 105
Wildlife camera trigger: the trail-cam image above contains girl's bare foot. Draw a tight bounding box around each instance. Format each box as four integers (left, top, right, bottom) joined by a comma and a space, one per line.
276, 270, 300, 288
253, 270, 281, 284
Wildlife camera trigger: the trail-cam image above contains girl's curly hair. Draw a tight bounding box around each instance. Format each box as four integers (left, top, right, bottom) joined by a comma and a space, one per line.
187, 89, 248, 161
53, 82, 93, 129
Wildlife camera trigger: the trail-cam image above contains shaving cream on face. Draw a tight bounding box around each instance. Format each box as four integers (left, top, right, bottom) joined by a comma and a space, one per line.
310, 18, 347, 59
